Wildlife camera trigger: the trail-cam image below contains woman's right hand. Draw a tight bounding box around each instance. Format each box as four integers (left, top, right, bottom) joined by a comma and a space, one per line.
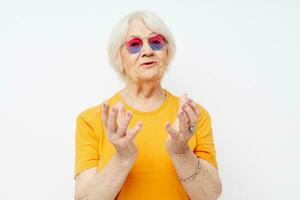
101, 101, 143, 161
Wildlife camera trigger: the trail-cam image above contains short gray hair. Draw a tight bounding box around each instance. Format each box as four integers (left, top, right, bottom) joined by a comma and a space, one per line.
107, 10, 176, 81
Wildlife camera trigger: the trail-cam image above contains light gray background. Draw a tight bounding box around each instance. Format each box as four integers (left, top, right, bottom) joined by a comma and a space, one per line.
0, 1, 299, 199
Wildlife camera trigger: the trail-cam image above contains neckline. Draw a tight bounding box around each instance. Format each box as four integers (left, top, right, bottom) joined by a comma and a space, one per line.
116, 88, 170, 116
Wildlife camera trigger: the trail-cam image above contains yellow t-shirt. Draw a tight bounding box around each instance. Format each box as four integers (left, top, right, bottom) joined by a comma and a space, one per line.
75, 88, 218, 199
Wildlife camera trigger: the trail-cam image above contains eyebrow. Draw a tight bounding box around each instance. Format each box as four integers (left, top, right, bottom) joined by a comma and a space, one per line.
128, 32, 157, 38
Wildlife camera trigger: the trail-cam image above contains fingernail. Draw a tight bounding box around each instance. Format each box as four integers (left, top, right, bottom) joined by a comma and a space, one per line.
188, 98, 193, 103
127, 111, 132, 117
112, 106, 116, 112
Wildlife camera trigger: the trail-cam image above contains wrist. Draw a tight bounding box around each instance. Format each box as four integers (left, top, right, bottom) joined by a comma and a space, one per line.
167, 144, 190, 156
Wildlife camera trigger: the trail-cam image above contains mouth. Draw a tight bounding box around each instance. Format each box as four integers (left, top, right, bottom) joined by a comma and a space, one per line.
140, 61, 157, 68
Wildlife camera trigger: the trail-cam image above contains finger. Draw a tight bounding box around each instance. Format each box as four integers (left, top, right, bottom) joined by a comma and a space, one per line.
115, 101, 124, 123
101, 101, 109, 129
126, 121, 143, 139
182, 103, 198, 126
116, 102, 126, 136
165, 122, 178, 138
178, 94, 188, 114
186, 98, 201, 117
118, 110, 133, 137
178, 110, 189, 134
107, 105, 118, 133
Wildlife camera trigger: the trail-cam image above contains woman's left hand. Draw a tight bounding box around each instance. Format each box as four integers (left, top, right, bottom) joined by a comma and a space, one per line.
165, 95, 201, 154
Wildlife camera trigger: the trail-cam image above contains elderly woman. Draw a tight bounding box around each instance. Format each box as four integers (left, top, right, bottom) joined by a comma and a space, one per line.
74, 11, 222, 200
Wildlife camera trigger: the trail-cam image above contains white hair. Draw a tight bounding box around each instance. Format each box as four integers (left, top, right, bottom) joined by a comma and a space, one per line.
107, 10, 176, 82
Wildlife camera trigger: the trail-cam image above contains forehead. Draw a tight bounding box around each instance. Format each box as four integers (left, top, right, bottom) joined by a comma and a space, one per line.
126, 19, 155, 38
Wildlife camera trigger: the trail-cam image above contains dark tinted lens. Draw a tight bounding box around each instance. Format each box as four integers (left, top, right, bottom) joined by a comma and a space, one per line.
126, 38, 143, 54
149, 34, 166, 51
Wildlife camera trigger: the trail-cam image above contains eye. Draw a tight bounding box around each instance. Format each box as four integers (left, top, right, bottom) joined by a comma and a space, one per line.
127, 38, 142, 46
149, 34, 165, 44
130, 42, 140, 47
151, 39, 161, 44
126, 37, 143, 54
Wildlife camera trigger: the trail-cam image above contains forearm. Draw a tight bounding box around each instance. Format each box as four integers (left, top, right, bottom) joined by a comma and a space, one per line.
169, 149, 222, 200
76, 154, 136, 200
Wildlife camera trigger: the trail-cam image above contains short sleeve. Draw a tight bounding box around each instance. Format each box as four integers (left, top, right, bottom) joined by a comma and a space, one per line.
74, 115, 100, 179
194, 106, 218, 169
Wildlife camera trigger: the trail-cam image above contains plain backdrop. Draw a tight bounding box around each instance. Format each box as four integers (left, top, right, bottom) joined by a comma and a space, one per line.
0, 1, 299, 199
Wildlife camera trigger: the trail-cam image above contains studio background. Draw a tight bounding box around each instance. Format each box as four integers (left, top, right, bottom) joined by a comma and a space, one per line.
0, 1, 299, 199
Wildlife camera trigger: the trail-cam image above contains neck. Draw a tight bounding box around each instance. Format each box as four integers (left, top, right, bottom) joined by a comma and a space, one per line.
120, 80, 166, 111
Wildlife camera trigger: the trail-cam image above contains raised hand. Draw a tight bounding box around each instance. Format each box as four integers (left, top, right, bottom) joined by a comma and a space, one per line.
165, 94, 201, 154
101, 101, 143, 160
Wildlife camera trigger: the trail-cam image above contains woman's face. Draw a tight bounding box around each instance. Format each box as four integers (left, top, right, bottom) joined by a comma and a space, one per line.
120, 19, 168, 82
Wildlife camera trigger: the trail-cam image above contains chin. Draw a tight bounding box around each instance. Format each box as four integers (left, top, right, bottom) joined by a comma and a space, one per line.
139, 72, 164, 82
132, 64, 166, 81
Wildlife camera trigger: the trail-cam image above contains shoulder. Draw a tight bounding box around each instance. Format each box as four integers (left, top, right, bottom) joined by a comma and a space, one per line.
77, 105, 101, 124
76, 91, 120, 125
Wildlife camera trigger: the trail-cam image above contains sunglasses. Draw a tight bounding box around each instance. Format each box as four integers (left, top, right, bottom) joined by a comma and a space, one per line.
125, 34, 167, 54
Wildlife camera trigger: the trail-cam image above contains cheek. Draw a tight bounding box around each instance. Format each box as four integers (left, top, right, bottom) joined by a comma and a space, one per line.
127, 56, 139, 70
121, 49, 139, 67
157, 49, 168, 63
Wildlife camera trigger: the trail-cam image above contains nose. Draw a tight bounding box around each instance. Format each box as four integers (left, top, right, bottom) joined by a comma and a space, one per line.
141, 41, 154, 57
